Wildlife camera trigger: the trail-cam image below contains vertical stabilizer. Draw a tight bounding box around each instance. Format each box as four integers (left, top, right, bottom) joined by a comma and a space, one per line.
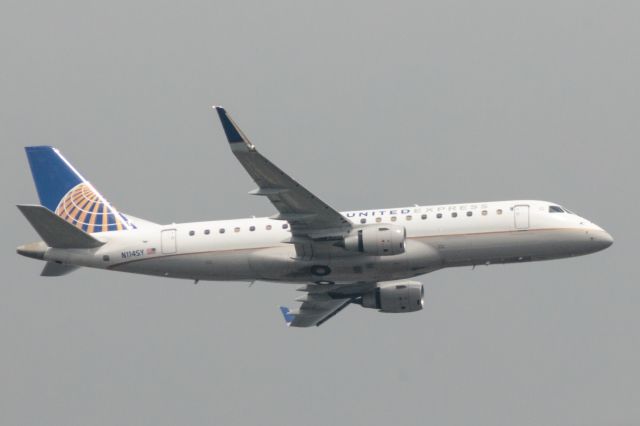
24, 146, 136, 233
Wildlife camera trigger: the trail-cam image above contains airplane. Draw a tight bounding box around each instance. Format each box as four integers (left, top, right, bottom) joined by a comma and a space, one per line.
16, 107, 614, 327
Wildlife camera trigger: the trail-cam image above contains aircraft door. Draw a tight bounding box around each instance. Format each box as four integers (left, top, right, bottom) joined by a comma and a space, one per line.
514, 205, 530, 230
161, 229, 177, 254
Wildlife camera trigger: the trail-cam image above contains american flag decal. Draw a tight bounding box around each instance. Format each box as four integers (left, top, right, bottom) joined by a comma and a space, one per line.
146, 247, 156, 255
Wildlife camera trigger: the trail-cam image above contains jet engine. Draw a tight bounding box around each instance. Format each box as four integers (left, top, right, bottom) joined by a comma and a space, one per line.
341, 224, 406, 256
359, 281, 423, 313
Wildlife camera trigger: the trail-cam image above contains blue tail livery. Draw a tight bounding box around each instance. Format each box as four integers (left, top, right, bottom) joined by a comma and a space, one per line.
24, 146, 135, 233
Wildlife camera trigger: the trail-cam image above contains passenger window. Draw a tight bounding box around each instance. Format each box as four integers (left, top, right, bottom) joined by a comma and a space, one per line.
406, 215, 412, 221
189, 230, 195, 236
451, 212, 458, 218
466, 211, 472, 217
282, 224, 289, 229
421, 214, 427, 220
481, 210, 488, 216
548, 205, 564, 213
436, 213, 443, 219
249, 226, 256, 231
390, 216, 397, 222
234, 227, 240, 233
360, 218, 367, 224
219, 228, 225, 234
266, 224, 272, 230
496, 209, 503, 215
375, 217, 382, 223
204, 229, 210, 235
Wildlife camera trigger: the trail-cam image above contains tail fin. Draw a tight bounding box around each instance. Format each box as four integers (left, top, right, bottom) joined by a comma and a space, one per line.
17, 205, 104, 249
24, 146, 136, 233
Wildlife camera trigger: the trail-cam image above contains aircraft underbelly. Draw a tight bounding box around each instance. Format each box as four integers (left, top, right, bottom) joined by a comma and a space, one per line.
431, 228, 595, 266
113, 251, 254, 280
113, 239, 444, 284
111, 229, 592, 282
249, 239, 442, 284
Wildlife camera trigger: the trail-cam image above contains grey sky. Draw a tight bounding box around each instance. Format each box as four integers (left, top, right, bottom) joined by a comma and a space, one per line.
1, 1, 638, 425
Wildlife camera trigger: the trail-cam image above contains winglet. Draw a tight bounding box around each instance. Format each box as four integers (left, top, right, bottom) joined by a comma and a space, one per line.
279, 306, 295, 327
213, 106, 254, 149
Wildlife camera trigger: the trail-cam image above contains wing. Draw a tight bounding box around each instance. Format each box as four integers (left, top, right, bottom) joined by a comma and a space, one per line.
214, 107, 352, 240
280, 298, 352, 328
279, 282, 376, 327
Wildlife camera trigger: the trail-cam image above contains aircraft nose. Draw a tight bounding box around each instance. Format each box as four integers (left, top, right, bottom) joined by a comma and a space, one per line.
590, 229, 614, 251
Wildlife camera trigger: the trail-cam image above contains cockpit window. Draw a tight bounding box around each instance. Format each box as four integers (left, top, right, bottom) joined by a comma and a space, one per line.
548, 205, 564, 213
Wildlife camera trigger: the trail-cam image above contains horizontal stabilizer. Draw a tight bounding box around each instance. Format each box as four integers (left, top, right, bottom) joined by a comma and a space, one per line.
17, 205, 105, 249
41, 261, 80, 276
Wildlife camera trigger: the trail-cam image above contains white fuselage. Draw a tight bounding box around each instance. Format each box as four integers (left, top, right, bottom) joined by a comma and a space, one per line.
41, 200, 613, 285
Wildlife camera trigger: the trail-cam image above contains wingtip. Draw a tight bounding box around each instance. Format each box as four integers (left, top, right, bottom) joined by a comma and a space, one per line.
214, 106, 256, 150
214, 106, 246, 144
279, 306, 294, 326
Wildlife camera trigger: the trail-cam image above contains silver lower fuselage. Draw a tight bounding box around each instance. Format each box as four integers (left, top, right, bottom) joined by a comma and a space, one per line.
29, 200, 613, 285
109, 227, 612, 285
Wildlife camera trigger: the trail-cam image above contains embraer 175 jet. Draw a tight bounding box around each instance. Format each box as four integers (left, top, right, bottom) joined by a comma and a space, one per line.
17, 107, 613, 327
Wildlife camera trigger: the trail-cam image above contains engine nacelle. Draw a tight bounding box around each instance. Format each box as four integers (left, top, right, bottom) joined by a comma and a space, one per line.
360, 281, 424, 313
342, 224, 406, 256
